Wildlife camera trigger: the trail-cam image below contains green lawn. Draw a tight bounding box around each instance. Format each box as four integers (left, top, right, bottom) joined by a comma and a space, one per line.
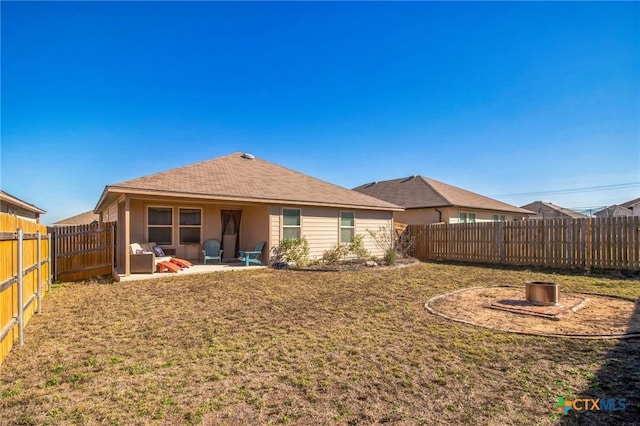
1, 262, 638, 425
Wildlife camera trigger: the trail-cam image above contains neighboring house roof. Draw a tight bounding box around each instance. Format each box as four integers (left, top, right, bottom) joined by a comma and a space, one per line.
352, 176, 533, 215
520, 201, 588, 219
53, 210, 100, 226
0, 190, 46, 215
95, 153, 403, 212
594, 205, 633, 218
620, 197, 640, 210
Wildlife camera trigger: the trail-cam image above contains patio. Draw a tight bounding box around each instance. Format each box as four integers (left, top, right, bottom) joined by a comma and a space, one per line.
117, 260, 266, 282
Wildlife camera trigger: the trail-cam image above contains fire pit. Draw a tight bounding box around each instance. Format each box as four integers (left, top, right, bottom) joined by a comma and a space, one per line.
525, 281, 559, 306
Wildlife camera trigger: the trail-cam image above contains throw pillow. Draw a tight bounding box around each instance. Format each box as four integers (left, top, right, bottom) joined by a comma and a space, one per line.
153, 246, 165, 257
136, 249, 147, 255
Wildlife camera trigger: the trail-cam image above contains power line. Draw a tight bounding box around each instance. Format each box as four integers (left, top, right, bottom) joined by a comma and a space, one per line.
491, 182, 640, 198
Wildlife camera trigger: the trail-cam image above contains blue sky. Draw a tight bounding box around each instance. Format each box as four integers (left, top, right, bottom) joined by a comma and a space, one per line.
1, 1, 638, 224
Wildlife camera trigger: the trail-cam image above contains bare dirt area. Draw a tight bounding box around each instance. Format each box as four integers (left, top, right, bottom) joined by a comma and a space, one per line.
428, 286, 640, 338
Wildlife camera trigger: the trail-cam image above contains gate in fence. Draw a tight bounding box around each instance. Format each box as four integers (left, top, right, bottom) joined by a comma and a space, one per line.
0, 213, 51, 365
52, 222, 116, 282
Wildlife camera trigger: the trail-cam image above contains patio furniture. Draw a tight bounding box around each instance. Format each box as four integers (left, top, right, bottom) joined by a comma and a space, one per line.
129, 242, 177, 274
157, 261, 182, 273
202, 239, 223, 264
238, 241, 265, 266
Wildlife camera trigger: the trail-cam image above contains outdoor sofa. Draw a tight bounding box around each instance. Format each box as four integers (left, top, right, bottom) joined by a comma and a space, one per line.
129, 242, 176, 273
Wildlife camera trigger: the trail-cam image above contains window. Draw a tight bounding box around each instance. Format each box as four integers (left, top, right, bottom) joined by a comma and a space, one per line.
340, 212, 355, 243
283, 208, 301, 240
493, 214, 506, 221
459, 212, 476, 223
179, 208, 201, 244
148, 207, 172, 245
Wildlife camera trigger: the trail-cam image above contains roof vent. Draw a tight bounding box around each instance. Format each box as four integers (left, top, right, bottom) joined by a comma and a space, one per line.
241, 153, 255, 160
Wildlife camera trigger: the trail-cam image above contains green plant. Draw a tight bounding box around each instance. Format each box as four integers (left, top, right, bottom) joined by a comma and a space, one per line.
279, 237, 310, 267
384, 248, 396, 266
348, 234, 370, 259
322, 244, 349, 265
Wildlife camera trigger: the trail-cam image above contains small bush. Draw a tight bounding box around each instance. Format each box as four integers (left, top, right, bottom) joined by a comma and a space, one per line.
279, 237, 310, 267
384, 248, 396, 266
322, 244, 349, 265
348, 234, 370, 260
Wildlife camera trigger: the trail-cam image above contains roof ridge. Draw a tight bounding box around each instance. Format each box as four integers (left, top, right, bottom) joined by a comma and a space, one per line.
416, 176, 451, 206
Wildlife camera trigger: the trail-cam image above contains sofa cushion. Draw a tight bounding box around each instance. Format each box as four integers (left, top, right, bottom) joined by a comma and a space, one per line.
130, 243, 143, 254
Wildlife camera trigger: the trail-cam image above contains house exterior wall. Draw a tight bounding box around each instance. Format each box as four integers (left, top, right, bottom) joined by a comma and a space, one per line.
0, 202, 40, 222
102, 195, 393, 273
269, 206, 393, 260
395, 207, 519, 225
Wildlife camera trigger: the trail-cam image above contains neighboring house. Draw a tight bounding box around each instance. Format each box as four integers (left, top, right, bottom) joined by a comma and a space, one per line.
520, 201, 588, 220
53, 210, 100, 227
621, 197, 640, 217
0, 190, 46, 223
94, 153, 402, 275
353, 176, 533, 225
594, 205, 633, 218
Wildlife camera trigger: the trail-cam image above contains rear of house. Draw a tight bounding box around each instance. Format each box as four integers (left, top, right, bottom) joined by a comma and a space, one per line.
94, 153, 402, 275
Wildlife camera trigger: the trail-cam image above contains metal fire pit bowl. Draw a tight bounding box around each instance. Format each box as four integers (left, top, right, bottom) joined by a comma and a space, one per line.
525, 281, 559, 306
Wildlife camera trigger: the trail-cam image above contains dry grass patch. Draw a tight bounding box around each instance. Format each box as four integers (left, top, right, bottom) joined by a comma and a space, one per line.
0, 263, 638, 425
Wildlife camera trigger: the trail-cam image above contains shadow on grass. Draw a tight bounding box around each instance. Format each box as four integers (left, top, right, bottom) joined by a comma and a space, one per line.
559, 300, 640, 425
417, 259, 640, 282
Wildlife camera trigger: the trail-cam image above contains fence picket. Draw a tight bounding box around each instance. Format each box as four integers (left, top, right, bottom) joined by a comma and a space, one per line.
409, 217, 640, 271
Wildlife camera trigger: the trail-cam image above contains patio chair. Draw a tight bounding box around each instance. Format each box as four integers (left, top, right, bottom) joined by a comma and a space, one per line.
202, 239, 223, 264
238, 241, 265, 266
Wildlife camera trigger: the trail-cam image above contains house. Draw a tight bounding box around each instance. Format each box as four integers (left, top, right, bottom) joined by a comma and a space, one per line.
520, 201, 588, 220
352, 176, 533, 224
53, 210, 100, 226
621, 197, 640, 216
94, 153, 403, 275
594, 205, 633, 218
0, 190, 46, 223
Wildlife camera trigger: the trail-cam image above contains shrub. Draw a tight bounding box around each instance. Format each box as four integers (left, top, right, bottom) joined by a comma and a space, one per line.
279, 237, 310, 267
348, 234, 370, 260
384, 248, 396, 266
322, 244, 349, 265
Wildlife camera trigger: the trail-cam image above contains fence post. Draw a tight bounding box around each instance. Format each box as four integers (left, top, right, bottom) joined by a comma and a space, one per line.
37, 230, 43, 314
53, 227, 58, 283
17, 228, 24, 346
48, 233, 52, 291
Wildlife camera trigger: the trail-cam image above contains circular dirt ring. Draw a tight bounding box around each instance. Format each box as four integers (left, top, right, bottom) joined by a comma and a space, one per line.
426, 286, 640, 339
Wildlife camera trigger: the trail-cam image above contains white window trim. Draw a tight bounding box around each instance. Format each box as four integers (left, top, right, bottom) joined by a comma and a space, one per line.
179, 207, 203, 245
339, 211, 355, 244
147, 206, 174, 245
282, 207, 302, 240
459, 211, 476, 224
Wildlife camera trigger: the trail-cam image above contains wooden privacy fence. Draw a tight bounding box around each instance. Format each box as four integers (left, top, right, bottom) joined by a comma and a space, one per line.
52, 222, 116, 282
409, 216, 640, 271
0, 213, 51, 365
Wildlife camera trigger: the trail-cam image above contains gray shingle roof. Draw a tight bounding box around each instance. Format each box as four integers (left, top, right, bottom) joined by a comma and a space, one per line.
353, 176, 533, 214
53, 210, 99, 226
520, 201, 588, 219
97, 153, 402, 211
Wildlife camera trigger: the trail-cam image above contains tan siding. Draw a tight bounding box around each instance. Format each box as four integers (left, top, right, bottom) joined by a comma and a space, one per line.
354, 210, 393, 257
300, 207, 340, 260
395, 209, 442, 225
269, 206, 281, 256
